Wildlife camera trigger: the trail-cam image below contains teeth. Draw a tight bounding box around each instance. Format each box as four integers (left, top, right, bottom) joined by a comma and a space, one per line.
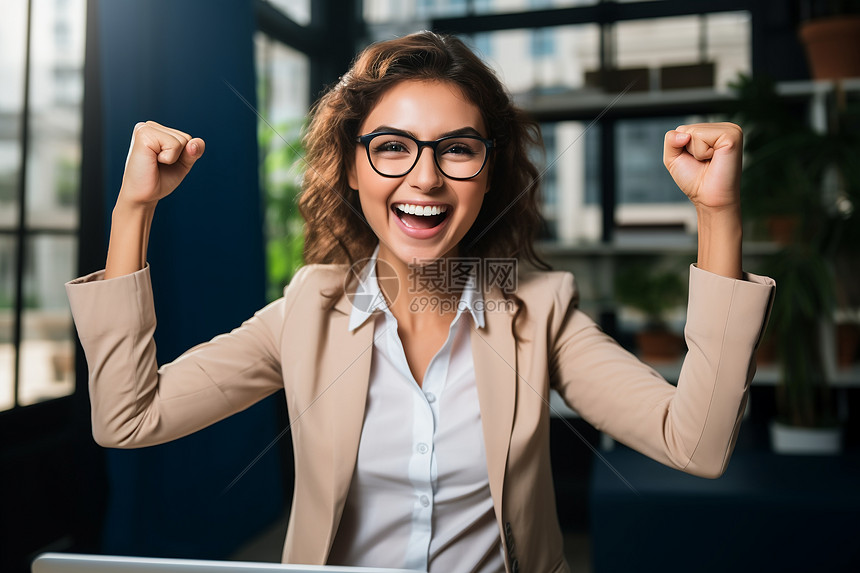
395, 203, 448, 216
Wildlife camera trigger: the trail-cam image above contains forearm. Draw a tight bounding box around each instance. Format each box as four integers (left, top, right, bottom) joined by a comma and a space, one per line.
105, 199, 156, 279
556, 267, 774, 478
696, 205, 743, 280
66, 266, 286, 448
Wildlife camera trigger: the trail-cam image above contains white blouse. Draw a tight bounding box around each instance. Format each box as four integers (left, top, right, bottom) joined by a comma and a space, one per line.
327, 250, 505, 572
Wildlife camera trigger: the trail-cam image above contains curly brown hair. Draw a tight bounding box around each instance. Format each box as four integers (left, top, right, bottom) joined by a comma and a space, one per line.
299, 31, 548, 270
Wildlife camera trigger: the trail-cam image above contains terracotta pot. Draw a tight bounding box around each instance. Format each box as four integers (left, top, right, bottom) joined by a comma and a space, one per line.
799, 16, 860, 80
836, 323, 860, 369
584, 67, 650, 92
766, 215, 799, 245
659, 62, 715, 90
755, 336, 776, 366
636, 329, 684, 364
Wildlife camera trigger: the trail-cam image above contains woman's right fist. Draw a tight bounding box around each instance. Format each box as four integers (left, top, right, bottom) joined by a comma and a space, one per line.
119, 121, 205, 206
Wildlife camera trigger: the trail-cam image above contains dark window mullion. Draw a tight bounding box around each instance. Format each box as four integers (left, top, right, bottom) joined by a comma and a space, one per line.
12, 0, 34, 410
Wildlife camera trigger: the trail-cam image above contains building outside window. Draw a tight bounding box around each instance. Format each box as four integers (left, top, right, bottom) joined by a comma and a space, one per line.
1, 0, 86, 412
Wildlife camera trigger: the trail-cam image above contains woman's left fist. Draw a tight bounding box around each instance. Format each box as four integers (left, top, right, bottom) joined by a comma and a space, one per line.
663, 122, 743, 211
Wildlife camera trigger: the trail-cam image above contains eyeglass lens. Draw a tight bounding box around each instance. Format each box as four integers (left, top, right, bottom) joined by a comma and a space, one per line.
366, 134, 487, 179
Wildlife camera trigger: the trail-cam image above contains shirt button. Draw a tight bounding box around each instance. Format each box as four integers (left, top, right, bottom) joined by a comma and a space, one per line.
416, 442, 429, 454
425, 392, 436, 403
419, 495, 430, 507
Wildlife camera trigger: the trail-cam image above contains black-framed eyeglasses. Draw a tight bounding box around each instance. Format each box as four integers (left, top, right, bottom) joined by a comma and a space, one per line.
356, 131, 495, 180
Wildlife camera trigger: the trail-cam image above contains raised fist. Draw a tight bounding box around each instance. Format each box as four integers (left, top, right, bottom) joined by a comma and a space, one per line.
118, 120, 205, 206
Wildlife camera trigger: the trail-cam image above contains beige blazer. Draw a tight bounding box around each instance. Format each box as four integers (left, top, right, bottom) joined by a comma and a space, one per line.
67, 263, 774, 573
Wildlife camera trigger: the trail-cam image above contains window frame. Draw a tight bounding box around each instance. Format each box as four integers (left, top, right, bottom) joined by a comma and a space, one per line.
431, 1, 756, 244
1, 0, 86, 419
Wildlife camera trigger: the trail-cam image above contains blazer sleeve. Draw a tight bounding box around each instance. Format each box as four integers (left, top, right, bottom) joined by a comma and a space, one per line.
550, 265, 775, 478
65, 265, 292, 448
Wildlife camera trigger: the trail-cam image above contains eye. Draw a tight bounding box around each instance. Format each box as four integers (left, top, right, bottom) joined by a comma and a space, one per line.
371, 136, 412, 154
440, 139, 481, 157
377, 141, 406, 152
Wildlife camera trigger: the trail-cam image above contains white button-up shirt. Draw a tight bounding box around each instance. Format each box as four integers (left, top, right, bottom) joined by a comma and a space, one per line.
327, 248, 505, 572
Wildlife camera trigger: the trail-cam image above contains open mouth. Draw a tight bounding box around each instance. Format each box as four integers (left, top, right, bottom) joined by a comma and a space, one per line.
392, 203, 450, 230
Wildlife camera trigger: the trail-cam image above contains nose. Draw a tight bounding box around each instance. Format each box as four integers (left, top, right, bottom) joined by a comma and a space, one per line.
406, 146, 443, 191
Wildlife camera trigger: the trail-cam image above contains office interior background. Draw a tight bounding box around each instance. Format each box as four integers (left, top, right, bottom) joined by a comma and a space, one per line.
1, 0, 859, 571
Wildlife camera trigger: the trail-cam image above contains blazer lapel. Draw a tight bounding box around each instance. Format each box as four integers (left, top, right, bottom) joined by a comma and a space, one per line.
321, 293, 375, 558
471, 290, 517, 517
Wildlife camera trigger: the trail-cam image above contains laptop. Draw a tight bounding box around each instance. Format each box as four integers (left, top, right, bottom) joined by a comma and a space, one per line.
32, 553, 420, 573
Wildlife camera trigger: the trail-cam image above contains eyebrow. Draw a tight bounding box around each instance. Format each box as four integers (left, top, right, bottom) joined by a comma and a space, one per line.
368, 125, 486, 139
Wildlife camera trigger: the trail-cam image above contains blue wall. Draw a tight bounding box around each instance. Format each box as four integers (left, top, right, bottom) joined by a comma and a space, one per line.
98, 0, 283, 558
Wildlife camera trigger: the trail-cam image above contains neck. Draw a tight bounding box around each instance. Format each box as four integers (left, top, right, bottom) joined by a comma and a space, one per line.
376, 246, 464, 328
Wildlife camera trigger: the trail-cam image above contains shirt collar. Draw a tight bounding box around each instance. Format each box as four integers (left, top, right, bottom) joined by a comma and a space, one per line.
347, 244, 389, 332
347, 245, 486, 331
458, 266, 486, 329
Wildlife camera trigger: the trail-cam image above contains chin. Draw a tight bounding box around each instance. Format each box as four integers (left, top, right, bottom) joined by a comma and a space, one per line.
388, 243, 457, 267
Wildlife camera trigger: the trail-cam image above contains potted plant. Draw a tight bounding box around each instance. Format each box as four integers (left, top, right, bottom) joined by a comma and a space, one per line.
731, 74, 860, 453
614, 257, 687, 365
798, 0, 860, 80
259, 120, 306, 302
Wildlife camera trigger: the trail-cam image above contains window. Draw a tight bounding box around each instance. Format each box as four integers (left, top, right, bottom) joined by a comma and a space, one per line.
537, 123, 558, 237
613, 116, 711, 242
530, 27, 556, 57
0, 0, 86, 412
417, 0, 469, 19
615, 12, 751, 90
474, 24, 600, 93
470, 31, 493, 58
254, 31, 310, 301
541, 121, 601, 243
477, 0, 598, 15
263, 0, 311, 25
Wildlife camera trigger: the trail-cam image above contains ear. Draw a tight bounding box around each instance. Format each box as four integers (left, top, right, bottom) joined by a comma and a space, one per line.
347, 158, 359, 190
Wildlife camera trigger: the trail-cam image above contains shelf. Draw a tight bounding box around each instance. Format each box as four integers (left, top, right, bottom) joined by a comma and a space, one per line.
651, 362, 860, 388
549, 363, 860, 420
536, 239, 781, 257
514, 85, 737, 122
514, 77, 860, 122
775, 77, 860, 98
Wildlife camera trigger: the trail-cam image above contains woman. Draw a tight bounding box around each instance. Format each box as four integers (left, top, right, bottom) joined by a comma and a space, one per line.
67, 32, 774, 573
